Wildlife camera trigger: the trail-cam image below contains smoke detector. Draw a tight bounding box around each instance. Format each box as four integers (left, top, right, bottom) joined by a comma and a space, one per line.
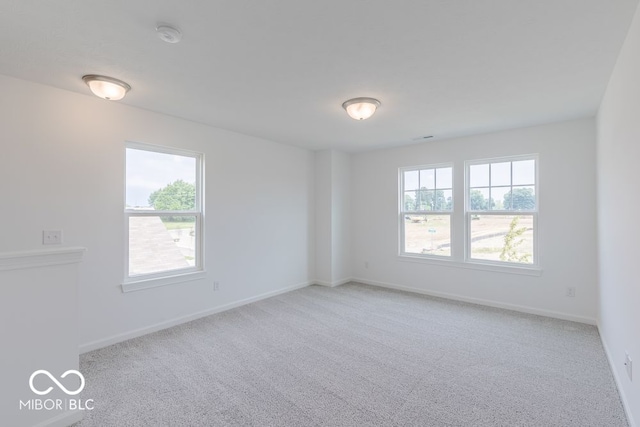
156, 25, 182, 43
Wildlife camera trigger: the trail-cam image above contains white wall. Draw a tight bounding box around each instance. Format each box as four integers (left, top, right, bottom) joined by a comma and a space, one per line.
314, 150, 332, 284
331, 150, 352, 283
597, 2, 640, 424
314, 150, 352, 286
0, 75, 315, 351
351, 118, 598, 323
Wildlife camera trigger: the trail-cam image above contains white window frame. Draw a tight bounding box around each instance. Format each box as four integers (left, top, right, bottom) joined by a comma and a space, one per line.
399, 163, 454, 259
123, 141, 205, 292
465, 154, 539, 269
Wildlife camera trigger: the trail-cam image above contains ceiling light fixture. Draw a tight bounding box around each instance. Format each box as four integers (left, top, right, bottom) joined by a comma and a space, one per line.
82, 75, 131, 101
342, 97, 381, 120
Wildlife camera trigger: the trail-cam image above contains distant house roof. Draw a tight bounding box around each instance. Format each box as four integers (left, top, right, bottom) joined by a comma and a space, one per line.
129, 216, 189, 276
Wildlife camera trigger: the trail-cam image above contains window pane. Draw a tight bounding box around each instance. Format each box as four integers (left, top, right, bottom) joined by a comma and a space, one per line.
404, 214, 451, 256
512, 160, 535, 185
490, 162, 511, 186
403, 191, 418, 211
508, 186, 536, 210
469, 215, 533, 264
490, 187, 512, 210
418, 189, 435, 210
129, 216, 197, 276
126, 148, 196, 210
404, 170, 420, 191
420, 169, 435, 190
435, 189, 453, 211
470, 164, 489, 187
469, 188, 490, 211
435, 167, 452, 189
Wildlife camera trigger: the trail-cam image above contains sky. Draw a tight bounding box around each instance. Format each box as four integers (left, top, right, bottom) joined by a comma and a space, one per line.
126, 148, 196, 207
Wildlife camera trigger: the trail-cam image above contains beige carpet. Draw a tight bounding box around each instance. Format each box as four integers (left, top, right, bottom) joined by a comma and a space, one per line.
75, 283, 628, 426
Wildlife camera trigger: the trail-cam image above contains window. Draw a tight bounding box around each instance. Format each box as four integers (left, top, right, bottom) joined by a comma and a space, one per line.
124, 142, 204, 290
466, 156, 537, 266
400, 165, 453, 257
398, 155, 539, 274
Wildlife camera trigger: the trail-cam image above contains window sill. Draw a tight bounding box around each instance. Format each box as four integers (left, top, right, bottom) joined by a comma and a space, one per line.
122, 270, 206, 293
397, 255, 541, 276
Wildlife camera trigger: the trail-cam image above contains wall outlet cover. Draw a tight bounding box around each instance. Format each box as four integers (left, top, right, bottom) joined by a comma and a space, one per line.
43, 230, 63, 245
625, 352, 632, 381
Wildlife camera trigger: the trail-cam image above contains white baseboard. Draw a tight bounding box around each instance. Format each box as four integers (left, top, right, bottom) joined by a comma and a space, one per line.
313, 278, 351, 288
353, 277, 597, 325
79, 281, 310, 354
598, 322, 636, 427
32, 410, 83, 427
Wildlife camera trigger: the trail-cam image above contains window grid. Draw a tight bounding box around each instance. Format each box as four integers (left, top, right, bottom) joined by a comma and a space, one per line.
465, 156, 538, 267
402, 166, 453, 214
400, 165, 453, 258
398, 155, 539, 271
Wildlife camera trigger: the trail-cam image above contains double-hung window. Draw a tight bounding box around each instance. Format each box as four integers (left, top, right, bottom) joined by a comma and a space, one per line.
466, 156, 537, 266
124, 142, 204, 290
400, 165, 453, 257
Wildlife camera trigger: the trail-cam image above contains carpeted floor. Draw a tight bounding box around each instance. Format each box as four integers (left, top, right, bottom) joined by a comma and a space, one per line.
75, 283, 628, 426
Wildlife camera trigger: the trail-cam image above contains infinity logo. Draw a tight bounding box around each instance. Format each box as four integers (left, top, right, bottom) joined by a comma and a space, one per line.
29, 370, 85, 396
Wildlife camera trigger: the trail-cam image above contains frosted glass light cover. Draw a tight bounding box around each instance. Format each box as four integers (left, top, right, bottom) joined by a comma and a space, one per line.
342, 97, 381, 120
82, 75, 131, 101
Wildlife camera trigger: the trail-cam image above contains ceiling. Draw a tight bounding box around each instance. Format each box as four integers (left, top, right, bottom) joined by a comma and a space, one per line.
0, 1, 637, 152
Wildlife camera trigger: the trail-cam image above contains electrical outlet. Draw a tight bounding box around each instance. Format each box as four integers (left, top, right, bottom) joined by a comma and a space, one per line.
364, 261, 369, 269
565, 286, 576, 297
625, 352, 633, 381
213, 281, 219, 291
43, 230, 63, 245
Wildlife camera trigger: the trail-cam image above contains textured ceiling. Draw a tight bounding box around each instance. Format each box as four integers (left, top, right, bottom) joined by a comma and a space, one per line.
0, 1, 637, 151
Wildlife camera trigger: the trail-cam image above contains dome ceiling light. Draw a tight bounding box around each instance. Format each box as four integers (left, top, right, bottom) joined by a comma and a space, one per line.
82, 75, 131, 101
342, 97, 381, 120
